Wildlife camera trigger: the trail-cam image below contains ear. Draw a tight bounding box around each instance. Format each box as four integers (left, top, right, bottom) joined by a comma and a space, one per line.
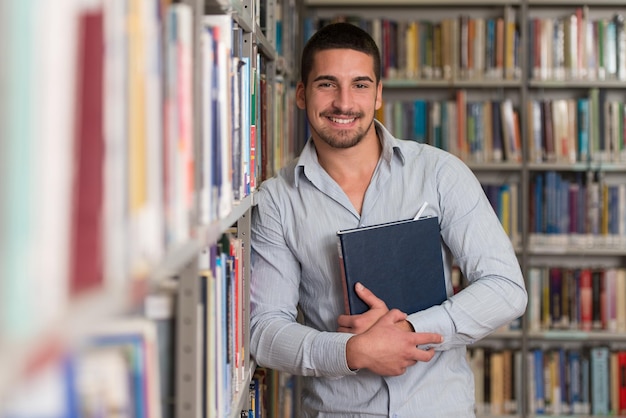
296, 82, 306, 110
375, 81, 383, 110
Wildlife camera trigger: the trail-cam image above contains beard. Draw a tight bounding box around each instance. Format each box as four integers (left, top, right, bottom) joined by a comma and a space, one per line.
311, 112, 375, 149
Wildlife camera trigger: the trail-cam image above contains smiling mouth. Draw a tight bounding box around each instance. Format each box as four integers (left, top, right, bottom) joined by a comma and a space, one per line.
328, 116, 356, 124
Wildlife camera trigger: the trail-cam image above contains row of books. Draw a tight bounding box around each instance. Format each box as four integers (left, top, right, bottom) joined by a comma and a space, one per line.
0, 0, 175, 359
201, 15, 250, 225
528, 91, 626, 165
529, 9, 626, 82
527, 346, 626, 416
482, 182, 521, 247
0, 0, 296, 413
197, 233, 249, 418
248, 368, 297, 418
305, 7, 521, 82
201, 10, 298, 228
306, 7, 626, 84
378, 94, 522, 164
379, 92, 626, 166
467, 347, 521, 416
202, 13, 298, 226
469, 345, 626, 417
0, 0, 295, 345
527, 266, 626, 333
529, 171, 626, 247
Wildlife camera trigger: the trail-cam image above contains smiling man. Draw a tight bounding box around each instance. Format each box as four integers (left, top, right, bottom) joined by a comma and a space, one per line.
249, 22, 527, 417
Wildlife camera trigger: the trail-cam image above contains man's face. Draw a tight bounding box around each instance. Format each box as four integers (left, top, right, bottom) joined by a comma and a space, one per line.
296, 48, 383, 149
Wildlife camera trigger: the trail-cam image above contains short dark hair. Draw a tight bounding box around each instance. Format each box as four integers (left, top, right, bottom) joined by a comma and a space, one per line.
300, 22, 382, 85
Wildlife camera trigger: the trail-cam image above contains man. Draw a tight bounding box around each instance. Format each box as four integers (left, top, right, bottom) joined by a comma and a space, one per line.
249, 22, 527, 417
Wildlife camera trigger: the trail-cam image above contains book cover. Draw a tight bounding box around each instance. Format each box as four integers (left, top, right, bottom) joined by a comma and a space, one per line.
445, 101, 458, 156
557, 348, 569, 414
482, 101, 493, 162
86, 317, 163, 418
144, 291, 176, 418
199, 269, 218, 418
412, 99, 427, 143
490, 351, 504, 415
429, 101, 442, 150
70, 8, 105, 296
569, 349, 584, 414
200, 24, 216, 224
337, 216, 447, 315
528, 267, 542, 332
533, 349, 545, 414
616, 268, 626, 332
504, 6, 517, 80
612, 351, 620, 414
570, 268, 581, 330
591, 269, 603, 330
485, 18, 496, 77
500, 99, 521, 162
527, 351, 536, 414
549, 267, 563, 328
542, 99, 555, 162
470, 347, 485, 414
528, 99, 543, 163
618, 351, 626, 414
456, 89, 467, 160
581, 349, 592, 414
591, 346, 610, 415
491, 100, 503, 162
579, 268, 593, 331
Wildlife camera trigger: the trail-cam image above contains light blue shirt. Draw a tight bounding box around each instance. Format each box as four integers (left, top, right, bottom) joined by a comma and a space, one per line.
250, 121, 527, 417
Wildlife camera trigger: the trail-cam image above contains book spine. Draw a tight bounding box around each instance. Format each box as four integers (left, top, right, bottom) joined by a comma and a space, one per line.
591, 346, 610, 415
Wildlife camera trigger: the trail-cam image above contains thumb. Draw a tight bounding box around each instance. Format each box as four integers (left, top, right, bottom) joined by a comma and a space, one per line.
355, 282, 388, 310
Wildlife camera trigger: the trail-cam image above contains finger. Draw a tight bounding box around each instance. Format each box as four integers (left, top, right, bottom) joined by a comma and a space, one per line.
376, 308, 408, 327
337, 314, 351, 328
409, 332, 444, 347
354, 282, 388, 310
394, 319, 415, 332
337, 315, 356, 333
414, 346, 437, 362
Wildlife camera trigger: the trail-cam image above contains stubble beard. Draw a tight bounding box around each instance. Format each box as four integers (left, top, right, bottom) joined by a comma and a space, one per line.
313, 113, 375, 149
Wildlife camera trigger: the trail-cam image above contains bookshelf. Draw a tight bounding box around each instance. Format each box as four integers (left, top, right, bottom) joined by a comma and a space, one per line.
303, 0, 626, 417
0, 0, 301, 417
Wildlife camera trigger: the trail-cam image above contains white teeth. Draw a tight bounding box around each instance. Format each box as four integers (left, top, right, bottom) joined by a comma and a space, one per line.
330, 117, 354, 124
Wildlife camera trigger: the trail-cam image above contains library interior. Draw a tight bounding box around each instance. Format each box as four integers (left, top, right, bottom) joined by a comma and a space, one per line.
2, 0, 626, 417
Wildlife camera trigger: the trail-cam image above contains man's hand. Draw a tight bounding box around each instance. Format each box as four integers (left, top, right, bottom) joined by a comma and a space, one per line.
345, 309, 443, 376
337, 282, 414, 334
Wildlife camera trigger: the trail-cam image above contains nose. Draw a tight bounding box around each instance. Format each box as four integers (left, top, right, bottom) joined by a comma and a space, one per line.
332, 86, 353, 112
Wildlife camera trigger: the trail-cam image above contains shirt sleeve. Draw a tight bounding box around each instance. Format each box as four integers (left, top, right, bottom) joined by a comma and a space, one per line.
249, 186, 357, 377
407, 154, 528, 349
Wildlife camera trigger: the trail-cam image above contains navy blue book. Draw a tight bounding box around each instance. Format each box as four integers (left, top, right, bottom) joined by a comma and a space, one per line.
337, 216, 447, 315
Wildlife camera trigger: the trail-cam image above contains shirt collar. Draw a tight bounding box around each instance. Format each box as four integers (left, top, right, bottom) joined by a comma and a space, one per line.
293, 120, 406, 188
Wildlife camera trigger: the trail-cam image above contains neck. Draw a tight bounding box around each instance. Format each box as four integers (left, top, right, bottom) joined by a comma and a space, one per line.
315, 132, 381, 180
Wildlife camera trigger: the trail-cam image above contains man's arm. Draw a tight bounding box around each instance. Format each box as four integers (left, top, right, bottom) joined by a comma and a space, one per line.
339, 283, 443, 376
407, 155, 528, 348
250, 196, 443, 377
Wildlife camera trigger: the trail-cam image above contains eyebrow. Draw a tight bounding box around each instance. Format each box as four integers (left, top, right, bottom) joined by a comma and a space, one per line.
312, 75, 375, 83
